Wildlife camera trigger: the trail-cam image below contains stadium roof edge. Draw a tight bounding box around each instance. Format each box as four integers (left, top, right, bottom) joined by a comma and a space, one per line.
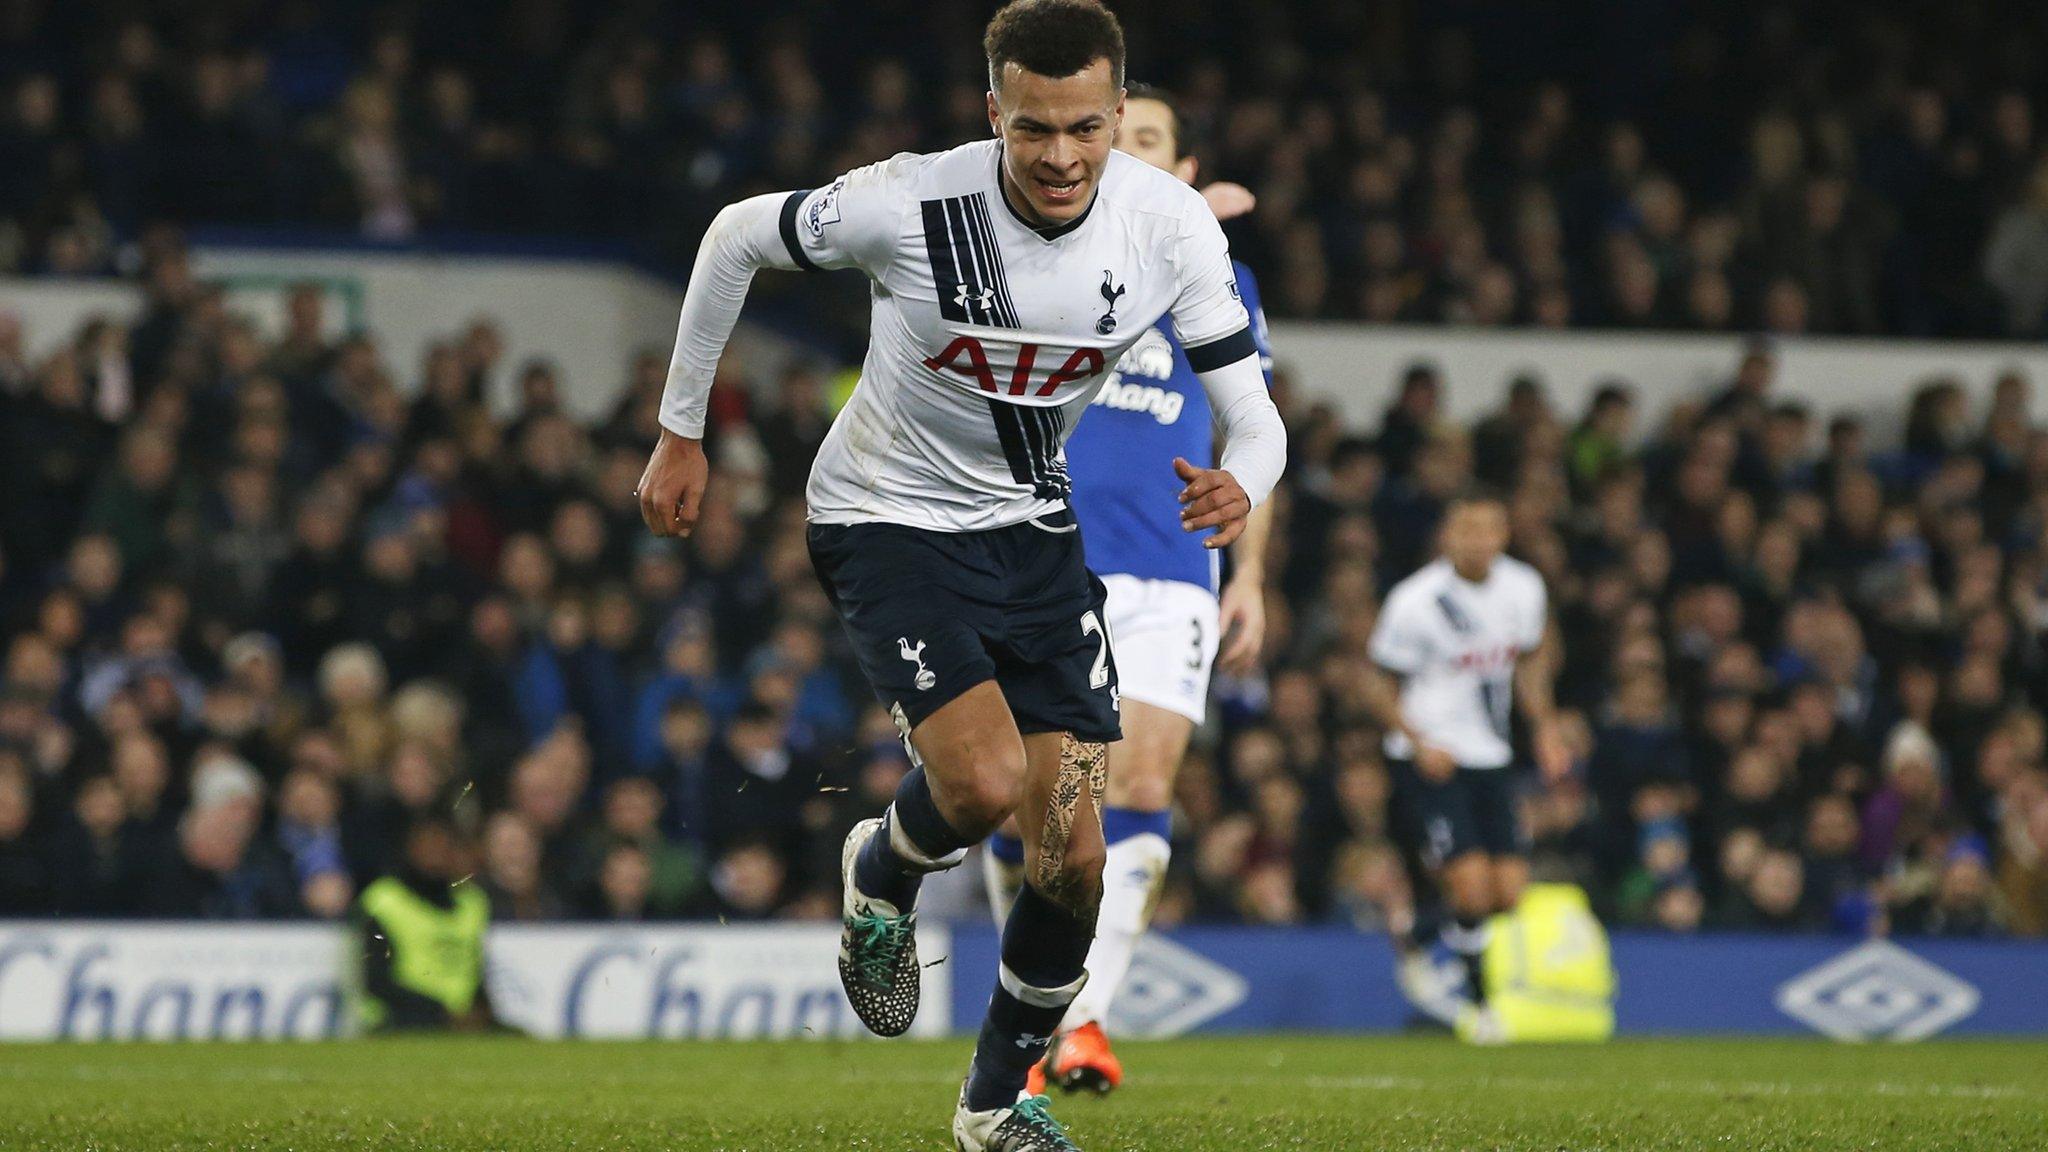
185, 226, 689, 287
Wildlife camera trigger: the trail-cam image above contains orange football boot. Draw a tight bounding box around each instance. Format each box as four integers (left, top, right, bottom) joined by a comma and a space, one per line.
1044, 1021, 1123, 1095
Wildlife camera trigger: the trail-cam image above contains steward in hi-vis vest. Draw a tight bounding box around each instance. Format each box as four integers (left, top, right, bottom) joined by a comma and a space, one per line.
1456, 883, 1616, 1044
354, 817, 500, 1032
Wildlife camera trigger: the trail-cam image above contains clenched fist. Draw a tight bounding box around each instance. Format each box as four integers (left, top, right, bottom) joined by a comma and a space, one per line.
637, 428, 709, 538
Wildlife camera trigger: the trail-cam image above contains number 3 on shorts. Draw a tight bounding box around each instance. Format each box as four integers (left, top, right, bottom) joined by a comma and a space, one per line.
1081, 610, 1110, 690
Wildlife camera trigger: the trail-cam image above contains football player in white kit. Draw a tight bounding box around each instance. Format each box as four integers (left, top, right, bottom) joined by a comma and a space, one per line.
980, 86, 1276, 1096
635, 2, 1285, 1147
1366, 492, 1569, 1029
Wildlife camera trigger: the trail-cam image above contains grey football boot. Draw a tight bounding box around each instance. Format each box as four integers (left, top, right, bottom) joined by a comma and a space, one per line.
837, 816, 923, 1036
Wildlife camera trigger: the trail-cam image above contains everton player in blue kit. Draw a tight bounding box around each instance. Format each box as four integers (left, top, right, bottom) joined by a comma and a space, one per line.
983, 86, 1276, 1095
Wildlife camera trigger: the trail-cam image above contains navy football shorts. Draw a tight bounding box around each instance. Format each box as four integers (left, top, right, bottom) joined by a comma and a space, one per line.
806, 508, 1122, 744
1389, 758, 1529, 868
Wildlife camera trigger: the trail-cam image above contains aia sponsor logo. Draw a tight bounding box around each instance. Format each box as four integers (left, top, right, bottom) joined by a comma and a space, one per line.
1451, 644, 1519, 673
923, 335, 1105, 398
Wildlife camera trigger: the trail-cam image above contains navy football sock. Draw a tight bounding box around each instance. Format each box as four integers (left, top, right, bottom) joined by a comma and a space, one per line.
1444, 914, 1492, 1004
964, 881, 1096, 1111
1405, 904, 1444, 955
852, 767, 974, 910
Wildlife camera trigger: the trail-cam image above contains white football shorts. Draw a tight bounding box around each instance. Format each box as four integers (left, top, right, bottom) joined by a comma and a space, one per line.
1100, 573, 1221, 725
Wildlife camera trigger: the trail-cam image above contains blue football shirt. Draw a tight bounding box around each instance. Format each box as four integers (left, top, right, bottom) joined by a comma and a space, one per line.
1066, 259, 1273, 594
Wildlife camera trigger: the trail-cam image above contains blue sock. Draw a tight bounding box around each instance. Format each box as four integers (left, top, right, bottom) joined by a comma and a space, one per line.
853, 767, 975, 911
964, 882, 1095, 1111
1100, 806, 1171, 846
988, 831, 1024, 864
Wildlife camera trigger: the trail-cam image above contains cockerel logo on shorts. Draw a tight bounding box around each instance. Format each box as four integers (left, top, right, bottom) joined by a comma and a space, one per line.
898, 637, 936, 691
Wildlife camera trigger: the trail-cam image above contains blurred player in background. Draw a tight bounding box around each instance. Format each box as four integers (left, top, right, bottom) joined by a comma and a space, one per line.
1365, 493, 1569, 1030
637, 2, 1285, 1146
981, 85, 1274, 1095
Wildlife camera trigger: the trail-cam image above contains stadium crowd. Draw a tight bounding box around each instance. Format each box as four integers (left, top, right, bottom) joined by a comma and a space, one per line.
4, 0, 2048, 939
2, 225, 2047, 938
9, 1, 2048, 336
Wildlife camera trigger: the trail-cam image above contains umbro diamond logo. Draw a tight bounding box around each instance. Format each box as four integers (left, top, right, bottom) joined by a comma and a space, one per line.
1105, 935, 1248, 1038
1775, 940, 1980, 1041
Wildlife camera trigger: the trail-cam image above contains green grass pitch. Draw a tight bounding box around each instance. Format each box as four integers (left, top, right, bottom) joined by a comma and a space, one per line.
1, 1035, 2043, 1150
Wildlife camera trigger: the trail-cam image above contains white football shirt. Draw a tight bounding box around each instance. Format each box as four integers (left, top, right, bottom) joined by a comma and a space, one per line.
761, 140, 1255, 532
1368, 556, 1548, 769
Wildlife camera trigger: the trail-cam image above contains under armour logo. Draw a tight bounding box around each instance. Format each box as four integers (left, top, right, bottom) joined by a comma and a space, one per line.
898, 637, 937, 691
954, 284, 997, 313
1096, 270, 1126, 334
1015, 1032, 1051, 1049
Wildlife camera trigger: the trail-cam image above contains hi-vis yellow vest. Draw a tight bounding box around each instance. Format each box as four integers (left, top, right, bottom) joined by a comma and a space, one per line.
1457, 882, 1616, 1044
356, 877, 489, 1027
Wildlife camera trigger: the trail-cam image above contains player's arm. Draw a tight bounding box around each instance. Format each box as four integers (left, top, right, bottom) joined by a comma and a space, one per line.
1365, 592, 1456, 781
1217, 500, 1274, 673
1363, 663, 1455, 782
1216, 263, 1279, 673
1515, 619, 1572, 783
1176, 354, 1283, 549
1171, 199, 1285, 550
641, 159, 910, 537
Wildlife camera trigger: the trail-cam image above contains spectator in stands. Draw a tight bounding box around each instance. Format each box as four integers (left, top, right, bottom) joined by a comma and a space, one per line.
41, 773, 134, 915
277, 767, 354, 918
147, 752, 296, 918
479, 811, 562, 923
0, 766, 45, 913
1567, 383, 1636, 497
1374, 362, 1442, 481
705, 836, 788, 921
591, 775, 703, 917
1727, 848, 1820, 932
1986, 161, 2048, 338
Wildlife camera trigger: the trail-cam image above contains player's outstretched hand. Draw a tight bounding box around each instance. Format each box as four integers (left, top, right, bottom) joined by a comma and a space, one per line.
1174, 456, 1251, 549
637, 428, 709, 538
1200, 181, 1257, 221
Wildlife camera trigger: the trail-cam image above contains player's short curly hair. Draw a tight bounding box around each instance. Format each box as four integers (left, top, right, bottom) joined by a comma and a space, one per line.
984, 0, 1126, 91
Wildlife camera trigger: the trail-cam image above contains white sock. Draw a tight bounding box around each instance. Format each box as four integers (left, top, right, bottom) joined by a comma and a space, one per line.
1061, 832, 1170, 1032
981, 844, 1025, 926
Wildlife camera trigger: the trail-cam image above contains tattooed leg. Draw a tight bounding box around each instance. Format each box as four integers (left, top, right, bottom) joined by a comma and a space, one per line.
1032, 734, 1109, 913
966, 733, 1106, 1113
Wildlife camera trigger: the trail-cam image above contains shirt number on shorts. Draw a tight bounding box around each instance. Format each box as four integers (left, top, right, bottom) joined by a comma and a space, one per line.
1081, 610, 1110, 690
1186, 615, 1205, 670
